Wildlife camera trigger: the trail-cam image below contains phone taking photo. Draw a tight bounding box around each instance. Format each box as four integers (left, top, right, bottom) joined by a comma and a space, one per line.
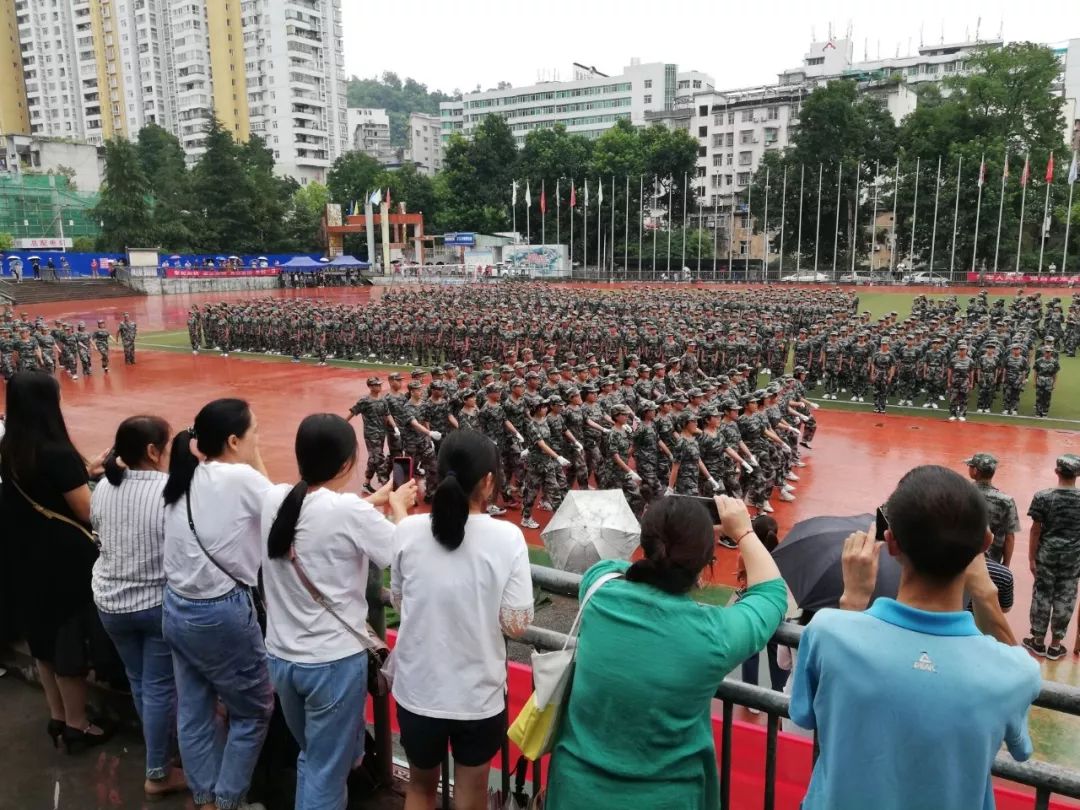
391, 456, 414, 491
875, 506, 889, 542
671, 494, 721, 525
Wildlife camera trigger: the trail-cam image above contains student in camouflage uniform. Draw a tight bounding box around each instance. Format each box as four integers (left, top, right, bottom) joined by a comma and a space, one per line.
420, 381, 453, 456
667, 411, 717, 497
1000, 342, 1029, 416
117, 313, 137, 365
895, 334, 921, 406
963, 453, 1020, 566
520, 399, 570, 529
60, 324, 79, 378
92, 320, 111, 372
75, 321, 93, 376
974, 341, 1000, 414
869, 337, 896, 414
601, 405, 643, 515
580, 385, 608, 485
947, 342, 973, 422
738, 392, 774, 512
820, 332, 843, 400
454, 389, 481, 433
1024, 454, 1080, 660
385, 372, 409, 460
14, 327, 41, 372
480, 383, 522, 508
0, 327, 15, 380
346, 377, 396, 491
921, 337, 948, 409
698, 406, 728, 496
35, 324, 57, 374
847, 332, 872, 402
562, 388, 589, 488
719, 398, 755, 499
631, 399, 663, 503
188, 306, 202, 354
402, 381, 440, 499
545, 396, 575, 506
1033, 345, 1060, 418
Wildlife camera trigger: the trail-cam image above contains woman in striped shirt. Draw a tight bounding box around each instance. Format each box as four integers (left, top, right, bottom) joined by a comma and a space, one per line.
91, 415, 187, 801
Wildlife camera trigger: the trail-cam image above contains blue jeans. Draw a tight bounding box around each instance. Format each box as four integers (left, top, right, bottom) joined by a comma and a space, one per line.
162, 587, 273, 810
268, 652, 368, 810
97, 604, 176, 780
741, 640, 790, 692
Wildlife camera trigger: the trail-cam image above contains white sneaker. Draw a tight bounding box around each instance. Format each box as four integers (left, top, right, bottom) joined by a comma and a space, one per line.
779, 491, 796, 502
521, 517, 540, 529
949, 415, 957, 422
786, 472, 800, 481
782, 484, 796, 493
938, 395, 945, 401
858, 396, 865, 402
958, 416, 966, 422
931, 403, 939, 410
486, 504, 507, 516
761, 502, 774, 513
841, 388, 847, 393
922, 402, 930, 409
795, 460, 807, 467
850, 395, 858, 401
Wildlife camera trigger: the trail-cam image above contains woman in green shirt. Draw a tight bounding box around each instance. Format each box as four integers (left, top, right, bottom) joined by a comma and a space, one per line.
545, 495, 787, 810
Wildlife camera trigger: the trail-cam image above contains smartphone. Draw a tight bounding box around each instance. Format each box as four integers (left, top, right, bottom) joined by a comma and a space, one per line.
672, 494, 721, 525
875, 506, 889, 542
391, 456, 414, 491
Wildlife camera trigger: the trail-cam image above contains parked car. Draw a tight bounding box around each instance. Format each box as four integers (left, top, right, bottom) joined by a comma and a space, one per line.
779, 271, 829, 283
838, 272, 873, 284
902, 271, 947, 286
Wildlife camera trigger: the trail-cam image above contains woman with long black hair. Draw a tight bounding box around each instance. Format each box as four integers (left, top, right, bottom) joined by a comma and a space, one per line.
0, 372, 112, 753
390, 429, 534, 810
261, 413, 416, 810
161, 398, 274, 810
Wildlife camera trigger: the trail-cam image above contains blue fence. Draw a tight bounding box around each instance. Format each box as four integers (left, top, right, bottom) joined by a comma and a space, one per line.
1, 252, 322, 278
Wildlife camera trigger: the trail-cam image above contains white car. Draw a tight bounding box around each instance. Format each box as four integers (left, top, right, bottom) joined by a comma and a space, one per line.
838, 272, 874, 284
779, 272, 829, 283
903, 271, 947, 286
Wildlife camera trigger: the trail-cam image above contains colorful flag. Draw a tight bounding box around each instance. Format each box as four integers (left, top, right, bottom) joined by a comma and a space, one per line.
512, 181, 518, 206
1069, 151, 1079, 185
1046, 152, 1055, 183
1020, 156, 1030, 187
540, 183, 547, 215
569, 179, 576, 209
978, 158, 986, 188
598, 178, 604, 204
1003, 155, 1009, 180
368, 188, 382, 207
555, 179, 560, 209
584, 180, 589, 209
525, 181, 531, 207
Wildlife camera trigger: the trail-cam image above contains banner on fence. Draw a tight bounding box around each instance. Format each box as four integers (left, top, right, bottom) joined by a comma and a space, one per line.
966, 271, 1080, 285
164, 268, 281, 279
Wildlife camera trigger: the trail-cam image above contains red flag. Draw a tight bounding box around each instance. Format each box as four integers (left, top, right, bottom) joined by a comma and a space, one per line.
569, 181, 576, 209
1020, 156, 1030, 187
540, 185, 547, 215
1046, 152, 1055, 183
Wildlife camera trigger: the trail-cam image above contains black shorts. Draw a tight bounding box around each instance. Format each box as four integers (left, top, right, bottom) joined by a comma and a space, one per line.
396, 704, 506, 769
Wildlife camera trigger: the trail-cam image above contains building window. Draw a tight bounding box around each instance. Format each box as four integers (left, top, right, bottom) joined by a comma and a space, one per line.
644, 79, 652, 88
726, 174, 733, 186
739, 130, 753, 144
737, 172, 751, 185
712, 133, 723, 147
643, 94, 651, 104
924, 64, 938, 74
712, 154, 722, 167
764, 127, 779, 144
698, 125, 707, 137
767, 105, 779, 120
699, 105, 708, 116
713, 113, 723, 126
693, 80, 702, 88
807, 56, 825, 65
697, 145, 706, 157
726, 153, 733, 166
696, 166, 706, 177
907, 65, 919, 76
738, 151, 752, 166
741, 109, 754, 122
725, 132, 734, 147
727, 111, 734, 124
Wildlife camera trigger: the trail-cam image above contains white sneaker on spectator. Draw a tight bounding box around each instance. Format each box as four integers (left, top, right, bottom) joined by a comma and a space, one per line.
521, 517, 540, 529
486, 504, 507, 516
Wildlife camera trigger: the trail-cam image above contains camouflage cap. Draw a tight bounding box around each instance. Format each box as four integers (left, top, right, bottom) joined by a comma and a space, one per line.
547, 395, 564, 406
655, 394, 671, 405
1042, 345, 1055, 352
566, 387, 582, 399
1056, 455, 1080, 476
637, 399, 657, 414
407, 381, 423, 390
611, 404, 633, 418
410, 369, 425, 378
699, 405, 719, 419
459, 388, 476, 400
430, 380, 446, 390
721, 398, 741, 411
388, 372, 403, 381
485, 382, 502, 395
366, 377, 383, 386
962, 453, 998, 474
752, 388, 768, 400
672, 393, 689, 404
581, 384, 598, 394
524, 370, 540, 380
688, 387, 704, 398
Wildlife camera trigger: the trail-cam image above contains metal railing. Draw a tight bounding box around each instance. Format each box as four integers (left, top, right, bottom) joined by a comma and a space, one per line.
523, 565, 1080, 810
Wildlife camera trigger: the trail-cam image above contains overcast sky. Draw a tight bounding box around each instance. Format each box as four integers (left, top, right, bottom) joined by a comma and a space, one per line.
342, 0, 1080, 96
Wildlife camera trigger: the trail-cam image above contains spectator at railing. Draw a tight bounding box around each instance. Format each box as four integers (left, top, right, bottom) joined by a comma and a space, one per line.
544, 495, 786, 810
738, 514, 789, 708
789, 465, 1041, 810
261, 414, 416, 810
390, 429, 534, 810
91, 415, 187, 799
161, 399, 275, 810
0, 372, 112, 754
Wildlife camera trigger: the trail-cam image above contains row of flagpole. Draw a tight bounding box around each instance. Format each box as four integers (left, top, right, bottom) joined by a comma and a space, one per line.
508, 150, 1079, 276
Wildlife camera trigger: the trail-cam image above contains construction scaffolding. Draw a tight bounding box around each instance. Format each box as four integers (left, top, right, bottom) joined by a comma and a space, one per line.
0, 174, 101, 242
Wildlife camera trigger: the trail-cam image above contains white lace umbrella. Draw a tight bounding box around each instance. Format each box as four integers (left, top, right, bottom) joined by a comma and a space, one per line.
541, 490, 641, 573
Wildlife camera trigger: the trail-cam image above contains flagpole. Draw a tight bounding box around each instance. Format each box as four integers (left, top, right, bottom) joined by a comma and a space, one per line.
541, 179, 546, 247
929, 156, 942, 283
556, 179, 561, 248
681, 172, 688, 270
597, 178, 603, 282
778, 166, 787, 278
1065, 153, 1078, 273
526, 182, 531, 245
1038, 154, 1053, 273
611, 176, 617, 279
569, 178, 574, 275
638, 175, 644, 280
762, 166, 770, 280
993, 155, 1007, 272
666, 177, 673, 276
1016, 154, 1029, 274
745, 170, 752, 278
949, 156, 962, 280
971, 154, 985, 274
832, 162, 842, 280
512, 181, 517, 244
624, 176, 630, 279
908, 157, 920, 273
583, 181, 588, 276
814, 163, 823, 275
699, 197, 706, 276
796, 163, 805, 272
889, 157, 899, 275
712, 196, 719, 280
850, 160, 861, 276
653, 176, 658, 278
727, 180, 735, 277
870, 160, 880, 273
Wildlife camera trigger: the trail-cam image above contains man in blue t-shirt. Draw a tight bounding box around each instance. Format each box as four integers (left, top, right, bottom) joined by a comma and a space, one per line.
790, 465, 1041, 810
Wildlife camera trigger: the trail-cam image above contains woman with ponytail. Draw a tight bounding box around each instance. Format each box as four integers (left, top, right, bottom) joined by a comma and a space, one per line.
161, 398, 274, 810
91, 415, 187, 799
260, 413, 416, 810
390, 429, 534, 810
544, 495, 787, 810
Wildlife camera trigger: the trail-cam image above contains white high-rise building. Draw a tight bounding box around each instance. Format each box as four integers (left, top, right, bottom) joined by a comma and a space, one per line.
346, 106, 395, 162
406, 111, 442, 175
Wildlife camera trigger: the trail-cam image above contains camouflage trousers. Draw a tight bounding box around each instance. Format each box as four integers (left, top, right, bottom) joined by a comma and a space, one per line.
823, 368, 841, 396
895, 371, 918, 402
521, 460, 564, 521
583, 441, 603, 487
189, 325, 200, 351
122, 339, 136, 364
925, 373, 947, 401
78, 348, 92, 376
801, 413, 817, 445
1002, 383, 1023, 413
605, 468, 643, 516
636, 460, 662, 504
851, 370, 869, 398
873, 377, 889, 410
60, 350, 77, 376
745, 443, 774, 507
1035, 381, 1054, 417
976, 383, 996, 412
39, 351, 56, 374
1065, 329, 1079, 357
501, 443, 525, 499
949, 383, 970, 418
1030, 538, 1080, 641
95, 341, 110, 370
406, 440, 438, 497
364, 435, 388, 483
567, 442, 589, 488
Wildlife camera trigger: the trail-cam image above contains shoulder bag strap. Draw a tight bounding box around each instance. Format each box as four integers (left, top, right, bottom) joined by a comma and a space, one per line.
562, 571, 623, 651
186, 491, 245, 588
10, 476, 97, 545
289, 549, 381, 652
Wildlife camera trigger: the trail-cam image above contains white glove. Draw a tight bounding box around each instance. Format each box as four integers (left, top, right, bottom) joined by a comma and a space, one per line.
393, 428, 401, 438
429, 430, 442, 441
810, 402, 820, 410
708, 477, 720, 491
574, 441, 584, 451
742, 461, 754, 473
663, 486, 675, 496
515, 432, 525, 444
556, 455, 571, 468
520, 449, 529, 459
602, 427, 612, 434
781, 443, 793, 455
749, 455, 759, 467
623, 424, 633, 434
629, 471, 642, 483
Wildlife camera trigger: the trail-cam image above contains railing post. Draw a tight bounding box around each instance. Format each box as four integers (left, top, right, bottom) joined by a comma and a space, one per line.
764, 713, 779, 810
720, 700, 733, 810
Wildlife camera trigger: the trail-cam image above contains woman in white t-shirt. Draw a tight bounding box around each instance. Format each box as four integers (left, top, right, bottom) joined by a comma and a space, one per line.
161, 398, 275, 810
261, 413, 416, 810
391, 429, 534, 810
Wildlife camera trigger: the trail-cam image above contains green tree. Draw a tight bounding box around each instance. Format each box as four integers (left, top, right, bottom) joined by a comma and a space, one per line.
640, 124, 700, 229
239, 135, 294, 252
137, 123, 194, 250
515, 125, 593, 250
94, 137, 154, 251
189, 116, 257, 252
326, 151, 383, 211
374, 163, 437, 229
0, 232, 14, 250
285, 182, 330, 252
436, 115, 518, 233
346, 72, 453, 146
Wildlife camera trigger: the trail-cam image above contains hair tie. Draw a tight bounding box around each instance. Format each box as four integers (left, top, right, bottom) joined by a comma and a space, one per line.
186, 425, 197, 439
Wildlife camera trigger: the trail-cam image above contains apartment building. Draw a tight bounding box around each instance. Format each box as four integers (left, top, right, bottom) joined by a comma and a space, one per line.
406, 111, 441, 175
439, 59, 715, 147
346, 106, 394, 162
0, 0, 29, 135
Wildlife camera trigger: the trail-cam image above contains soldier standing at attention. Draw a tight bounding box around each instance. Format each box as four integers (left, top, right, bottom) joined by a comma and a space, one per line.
603, 405, 644, 515
1024, 455, 1080, 660
117, 312, 137, 365
562, 388, 589, 489
345, 377, 397, 493
947, 342, 974, 422
75, 321, 93, 377
975, 341, 999, 414
1032, 345, 1060, 418
963, 453, 1020, 567
92, 320, 111, 372
895, 334, 921, 407
1000, 342, 1030, 416
869, 337, 896, 414
188, 306, 202, 354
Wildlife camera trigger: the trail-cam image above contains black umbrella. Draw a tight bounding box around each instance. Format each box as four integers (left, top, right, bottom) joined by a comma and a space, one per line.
772, 514, 901, 611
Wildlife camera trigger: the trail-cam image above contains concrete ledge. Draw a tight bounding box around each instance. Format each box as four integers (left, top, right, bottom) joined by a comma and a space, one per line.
129, 276, 282, 296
